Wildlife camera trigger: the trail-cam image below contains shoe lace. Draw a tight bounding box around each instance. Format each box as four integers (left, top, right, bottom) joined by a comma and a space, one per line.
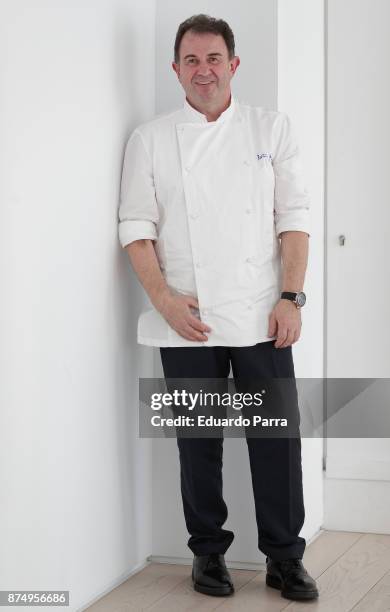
279, 559, 304, 575
206, 553, 222, 569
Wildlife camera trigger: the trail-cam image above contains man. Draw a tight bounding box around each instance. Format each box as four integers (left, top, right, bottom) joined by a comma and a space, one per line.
118, 14, 318, 602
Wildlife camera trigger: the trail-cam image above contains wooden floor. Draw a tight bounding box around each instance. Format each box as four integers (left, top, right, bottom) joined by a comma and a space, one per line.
86, 531, 390, 611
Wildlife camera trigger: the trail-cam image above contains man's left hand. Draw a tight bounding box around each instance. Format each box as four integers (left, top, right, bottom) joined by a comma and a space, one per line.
268, 299, 302, 348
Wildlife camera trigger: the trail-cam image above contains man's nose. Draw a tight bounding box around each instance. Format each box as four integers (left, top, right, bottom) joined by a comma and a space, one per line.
196, 61, 213, 75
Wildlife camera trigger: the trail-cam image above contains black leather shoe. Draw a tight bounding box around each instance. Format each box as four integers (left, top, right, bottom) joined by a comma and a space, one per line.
192, 553, 234, 596
266, 557, 319, 600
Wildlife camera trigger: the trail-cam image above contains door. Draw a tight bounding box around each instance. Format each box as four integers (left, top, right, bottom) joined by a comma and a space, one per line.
325, 0, 390, 533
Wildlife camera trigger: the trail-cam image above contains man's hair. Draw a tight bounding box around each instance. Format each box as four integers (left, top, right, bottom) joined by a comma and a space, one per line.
174, 14, 235, 63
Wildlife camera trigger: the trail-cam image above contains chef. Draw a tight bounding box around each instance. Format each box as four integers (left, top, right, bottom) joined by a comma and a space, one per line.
118, 13, 318, 603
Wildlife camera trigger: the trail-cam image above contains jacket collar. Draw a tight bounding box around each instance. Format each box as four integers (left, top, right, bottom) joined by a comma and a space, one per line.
182, 93, 236, 124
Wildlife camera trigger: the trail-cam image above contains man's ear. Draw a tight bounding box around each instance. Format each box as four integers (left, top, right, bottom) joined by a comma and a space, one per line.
230, 56, 240, 76
172, 61, 180, 78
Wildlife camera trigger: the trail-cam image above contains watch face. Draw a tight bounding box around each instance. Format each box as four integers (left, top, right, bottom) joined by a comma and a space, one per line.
296, 292, 306, 307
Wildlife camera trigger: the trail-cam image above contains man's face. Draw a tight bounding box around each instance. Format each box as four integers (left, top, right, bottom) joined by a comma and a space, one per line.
172, 30, 240, 108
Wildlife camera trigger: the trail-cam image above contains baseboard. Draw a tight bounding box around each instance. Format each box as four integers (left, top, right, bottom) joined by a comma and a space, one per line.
78, 557, 152, 612
326, 456, 390, 481
147, 554, 264, 571
148, 529, 324, 570
324, 477, 390, 533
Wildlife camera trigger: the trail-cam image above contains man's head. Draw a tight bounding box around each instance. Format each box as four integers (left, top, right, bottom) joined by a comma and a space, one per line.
172, 14, 240, 115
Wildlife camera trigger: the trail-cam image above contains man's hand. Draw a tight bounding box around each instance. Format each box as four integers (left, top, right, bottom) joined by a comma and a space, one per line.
125, 240, 211, 342
268, 299, 302, 348
157, 292, 212, 342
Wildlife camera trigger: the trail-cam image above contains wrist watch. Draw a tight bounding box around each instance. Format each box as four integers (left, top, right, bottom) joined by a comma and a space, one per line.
280, 291, 306, 308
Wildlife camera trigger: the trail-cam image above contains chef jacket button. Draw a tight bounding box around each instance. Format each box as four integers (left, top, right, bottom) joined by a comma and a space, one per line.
245, 256, 253, 263
243, 160, 251, 166
184, 165, 191, 172
195, 262, 202, 268
247, 303, 253, 310
190, 212, 198, 219
245, 208, 252, 214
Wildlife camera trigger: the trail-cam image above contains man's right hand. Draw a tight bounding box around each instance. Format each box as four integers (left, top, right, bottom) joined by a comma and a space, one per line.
124, 241, 211, 342
156, 292, 212, 342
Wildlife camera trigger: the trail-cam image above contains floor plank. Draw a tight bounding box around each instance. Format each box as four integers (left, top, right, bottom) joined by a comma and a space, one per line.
284, 533, 390, 611
214, 531, 363, 612
214, 571, 289, 612
146, 569, 256, 611
299, 530, 364, 578
86, 531, 390, 612
85, 563, 189, 611
350, 569, 390, 612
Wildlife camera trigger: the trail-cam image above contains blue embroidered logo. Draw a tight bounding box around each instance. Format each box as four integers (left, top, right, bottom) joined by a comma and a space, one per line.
257, 153, 273, 162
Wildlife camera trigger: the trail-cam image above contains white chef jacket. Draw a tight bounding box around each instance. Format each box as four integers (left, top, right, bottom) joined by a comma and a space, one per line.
118, 94, 310, 347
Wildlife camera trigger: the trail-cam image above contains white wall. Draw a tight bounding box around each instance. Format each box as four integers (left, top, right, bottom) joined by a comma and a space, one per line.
0, 1, 155, 610
151, 0, 324, 565
278, 0, 325, 541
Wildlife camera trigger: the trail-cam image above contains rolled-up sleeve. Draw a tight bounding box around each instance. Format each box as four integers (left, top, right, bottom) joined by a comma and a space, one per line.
118, 129, 158, 248
272, 113, 310, 238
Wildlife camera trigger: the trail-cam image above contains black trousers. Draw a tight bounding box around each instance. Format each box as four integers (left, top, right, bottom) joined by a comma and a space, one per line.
159, 341, 306, 561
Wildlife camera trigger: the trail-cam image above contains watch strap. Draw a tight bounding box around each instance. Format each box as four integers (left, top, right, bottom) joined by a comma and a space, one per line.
281, 292, 298, 300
